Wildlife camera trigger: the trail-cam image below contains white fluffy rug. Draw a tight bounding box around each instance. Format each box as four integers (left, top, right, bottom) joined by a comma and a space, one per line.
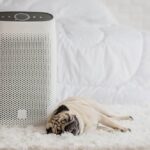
0, 104, 150, 150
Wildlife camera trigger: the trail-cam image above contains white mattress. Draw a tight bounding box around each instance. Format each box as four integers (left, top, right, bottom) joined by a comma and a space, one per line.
0, 0, 150, 149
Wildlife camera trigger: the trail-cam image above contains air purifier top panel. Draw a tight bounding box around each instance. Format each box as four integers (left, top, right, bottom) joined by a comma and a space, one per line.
0, 12, 55, 33
0, 11, 53, 22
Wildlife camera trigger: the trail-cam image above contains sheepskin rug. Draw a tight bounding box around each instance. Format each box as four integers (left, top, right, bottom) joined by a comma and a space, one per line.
0, 104, 150, 150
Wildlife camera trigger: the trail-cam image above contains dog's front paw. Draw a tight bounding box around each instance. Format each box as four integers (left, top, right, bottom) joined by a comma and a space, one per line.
120, 128, 131, 132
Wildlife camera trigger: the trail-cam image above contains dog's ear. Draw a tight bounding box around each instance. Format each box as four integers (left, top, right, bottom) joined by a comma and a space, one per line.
53, 105, 69, 115
64, 115, 80, 135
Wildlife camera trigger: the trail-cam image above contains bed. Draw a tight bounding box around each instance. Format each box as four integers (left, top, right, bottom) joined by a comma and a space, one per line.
0, 0, 150, 149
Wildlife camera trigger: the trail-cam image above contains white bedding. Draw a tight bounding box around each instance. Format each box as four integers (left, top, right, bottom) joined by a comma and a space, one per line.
57, 25, 144, 104
1, 0, 147, 105
0, 0, 150, 149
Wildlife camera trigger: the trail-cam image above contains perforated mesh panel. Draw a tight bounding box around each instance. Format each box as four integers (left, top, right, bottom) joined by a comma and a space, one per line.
0, 33, 54, 127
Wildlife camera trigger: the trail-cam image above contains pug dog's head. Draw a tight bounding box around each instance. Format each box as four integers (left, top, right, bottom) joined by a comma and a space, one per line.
46, 105, 80, 135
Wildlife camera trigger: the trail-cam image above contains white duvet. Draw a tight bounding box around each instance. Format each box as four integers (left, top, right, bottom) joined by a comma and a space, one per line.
0, 0, 148, 105
0, 0, 150, 149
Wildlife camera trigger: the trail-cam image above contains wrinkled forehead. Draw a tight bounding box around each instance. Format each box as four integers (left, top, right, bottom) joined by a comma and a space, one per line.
53, 112, 71, 120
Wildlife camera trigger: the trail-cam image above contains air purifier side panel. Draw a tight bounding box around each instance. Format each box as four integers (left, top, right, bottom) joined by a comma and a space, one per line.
47, 20, 57, 114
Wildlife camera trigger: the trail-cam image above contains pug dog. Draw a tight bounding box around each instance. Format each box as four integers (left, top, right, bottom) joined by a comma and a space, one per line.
46, 97, 133, 135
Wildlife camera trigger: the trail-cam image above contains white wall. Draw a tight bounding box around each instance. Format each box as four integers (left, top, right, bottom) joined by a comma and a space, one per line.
101, 0, 150, 31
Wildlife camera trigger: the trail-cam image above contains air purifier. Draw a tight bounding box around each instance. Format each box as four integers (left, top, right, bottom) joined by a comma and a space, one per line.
0, 12, 56, 127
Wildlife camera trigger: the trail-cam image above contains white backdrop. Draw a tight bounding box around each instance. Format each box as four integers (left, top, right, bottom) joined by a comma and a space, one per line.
101, 0, 150, 31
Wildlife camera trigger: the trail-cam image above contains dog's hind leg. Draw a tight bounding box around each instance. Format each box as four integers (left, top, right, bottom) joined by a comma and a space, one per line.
107, 115, 133, 120
98, 114, 131, 132
99, 110, 133, 121
88, 100, 133, 121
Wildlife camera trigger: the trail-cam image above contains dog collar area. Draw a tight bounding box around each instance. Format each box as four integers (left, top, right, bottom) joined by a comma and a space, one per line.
0, 11, 53, 21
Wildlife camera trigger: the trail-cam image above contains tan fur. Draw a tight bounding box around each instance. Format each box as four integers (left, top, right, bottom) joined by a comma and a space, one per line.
47, 96, 133, 135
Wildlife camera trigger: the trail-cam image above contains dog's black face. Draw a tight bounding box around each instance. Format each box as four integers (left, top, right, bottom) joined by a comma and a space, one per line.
46, 105, 80, 135
64, 115, 80, 135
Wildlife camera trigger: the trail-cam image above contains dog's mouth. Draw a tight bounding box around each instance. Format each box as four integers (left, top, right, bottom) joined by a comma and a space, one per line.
46, 127, 63, 135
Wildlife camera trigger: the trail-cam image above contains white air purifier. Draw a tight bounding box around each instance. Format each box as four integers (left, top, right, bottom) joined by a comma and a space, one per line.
0, 12, 56, 127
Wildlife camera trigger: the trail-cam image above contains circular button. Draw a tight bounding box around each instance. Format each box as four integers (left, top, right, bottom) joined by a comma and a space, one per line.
14, 13, 30, 21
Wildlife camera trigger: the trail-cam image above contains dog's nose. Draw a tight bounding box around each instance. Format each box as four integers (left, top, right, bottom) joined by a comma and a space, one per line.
46, 128, 49, 134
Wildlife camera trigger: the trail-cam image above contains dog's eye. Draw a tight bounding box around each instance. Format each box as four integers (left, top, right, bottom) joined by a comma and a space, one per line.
46, 127, 53, 134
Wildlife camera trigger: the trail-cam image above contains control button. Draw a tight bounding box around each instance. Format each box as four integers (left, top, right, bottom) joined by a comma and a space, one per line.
1, 16, 5, 18
32, 16, 36, 18
14, 13, 30, 21
17, 109, 27, 119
